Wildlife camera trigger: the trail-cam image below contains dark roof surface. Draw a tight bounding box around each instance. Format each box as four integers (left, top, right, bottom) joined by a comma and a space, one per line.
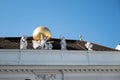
0, 37, 117, 51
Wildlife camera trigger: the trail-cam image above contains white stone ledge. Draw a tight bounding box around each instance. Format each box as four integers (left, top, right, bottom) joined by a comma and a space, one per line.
0, 49, 120, 65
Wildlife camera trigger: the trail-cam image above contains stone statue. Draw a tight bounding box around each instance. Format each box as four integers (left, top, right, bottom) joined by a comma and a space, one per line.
40, 36, 48, 50
20, 36, 27, 49
47, 41, 53, 50
32, 34, 53, 50
85, 42, 93, 51
60, 36, 66, 50
79, 34, 83, 41
115, 43, 120, 50
32, 40, 41, 49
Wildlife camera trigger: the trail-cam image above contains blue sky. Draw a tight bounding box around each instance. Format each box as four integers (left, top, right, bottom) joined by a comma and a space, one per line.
0, 0, 120, 48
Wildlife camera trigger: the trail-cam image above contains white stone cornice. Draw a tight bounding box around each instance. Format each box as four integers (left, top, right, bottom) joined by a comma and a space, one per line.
0, 49, 120, 65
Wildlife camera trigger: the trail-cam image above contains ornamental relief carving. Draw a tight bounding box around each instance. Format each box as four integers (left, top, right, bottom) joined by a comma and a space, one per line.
36, 74, 58, 80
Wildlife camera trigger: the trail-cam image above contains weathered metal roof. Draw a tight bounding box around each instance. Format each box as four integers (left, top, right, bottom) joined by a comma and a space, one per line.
0, 37, 117, 51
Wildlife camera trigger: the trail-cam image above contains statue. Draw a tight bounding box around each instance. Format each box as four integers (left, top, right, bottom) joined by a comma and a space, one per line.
32, 26, 53, 50
32, 34, 53, 50
47, 41, 54, 50
79, 34, 83, 41
85, 42, 93, 51
115, 43, 120, 50
20, 36, 27, 49
40, 35, 48, 50
32, 40, 41, 49
60, 36, 66, 50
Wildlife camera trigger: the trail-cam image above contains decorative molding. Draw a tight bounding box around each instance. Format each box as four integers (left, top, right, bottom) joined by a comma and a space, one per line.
0, 65, 120, 73
63, 68, 120, 73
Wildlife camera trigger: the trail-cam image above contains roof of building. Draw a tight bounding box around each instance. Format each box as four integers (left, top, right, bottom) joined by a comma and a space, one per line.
0, 37, 117, 51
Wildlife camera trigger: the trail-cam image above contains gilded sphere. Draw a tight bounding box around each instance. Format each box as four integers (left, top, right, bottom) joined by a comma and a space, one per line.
33, 26, 51, 40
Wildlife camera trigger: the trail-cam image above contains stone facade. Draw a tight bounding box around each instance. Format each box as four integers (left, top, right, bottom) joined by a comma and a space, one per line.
0, 49, 120, 80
